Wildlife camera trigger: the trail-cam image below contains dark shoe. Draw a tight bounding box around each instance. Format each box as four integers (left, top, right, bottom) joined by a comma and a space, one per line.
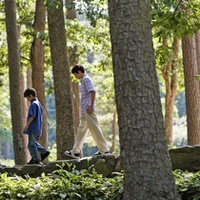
41, 151, 50, 161
64, 151, 80, 159
27, 159, 40, 164
94, 151, 110, 156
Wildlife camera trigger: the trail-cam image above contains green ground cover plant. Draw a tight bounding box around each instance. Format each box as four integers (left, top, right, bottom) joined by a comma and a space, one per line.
0, 164, 200, 200
174, 169, 200, 200
0, 163, 123, 200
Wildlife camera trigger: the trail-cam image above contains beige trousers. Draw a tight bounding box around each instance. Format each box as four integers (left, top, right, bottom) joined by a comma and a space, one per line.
72, 112, 109, 154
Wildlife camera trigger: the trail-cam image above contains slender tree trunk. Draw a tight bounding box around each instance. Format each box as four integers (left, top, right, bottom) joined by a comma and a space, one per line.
47, 0, 74, 160
195, 30, 200, 74
30, 0, 48, 156
108, 0, 180, 199
71, 82, 80, 137
21, 73, 31, 161
182, 35, 200, 144
5, 0, 26, 165
26, 67, 32, 160
65, 0, 80, 138
163, 38, 179, 146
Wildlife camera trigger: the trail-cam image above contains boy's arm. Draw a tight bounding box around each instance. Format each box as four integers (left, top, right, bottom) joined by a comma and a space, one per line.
87, 90, 95, 114
23, 116, 35, 132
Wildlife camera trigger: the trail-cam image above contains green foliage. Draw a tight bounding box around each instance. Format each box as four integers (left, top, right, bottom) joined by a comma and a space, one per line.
151, 0, 200, 39
0, 165, 123, 200
151, 0, 200, 94
174, 170, 200, 200
3, 167, 200, 199
74, 0, 108, 26
46, 0, 63, 9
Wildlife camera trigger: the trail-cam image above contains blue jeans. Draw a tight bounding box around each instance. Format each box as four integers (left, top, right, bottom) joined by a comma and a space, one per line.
28, 132, 47, 161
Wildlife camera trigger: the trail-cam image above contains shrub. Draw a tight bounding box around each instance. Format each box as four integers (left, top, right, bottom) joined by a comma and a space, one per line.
0, 163, 123, 200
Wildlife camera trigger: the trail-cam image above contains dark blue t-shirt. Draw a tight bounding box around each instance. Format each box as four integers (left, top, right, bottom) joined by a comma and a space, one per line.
27, 97, 43, 136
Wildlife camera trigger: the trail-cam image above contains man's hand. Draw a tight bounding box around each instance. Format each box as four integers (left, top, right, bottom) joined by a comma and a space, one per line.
23, 124, 28, 132
87, 106, 93, 114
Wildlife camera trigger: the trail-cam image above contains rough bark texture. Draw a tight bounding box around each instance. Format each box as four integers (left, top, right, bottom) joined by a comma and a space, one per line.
30, 0, 48, 156
111, 109, 117, 152
108, 0, 180, 199
195, 31, 200, 84
65, 0, 80, 137
47, 0, 74, 160
21, 73, 31, 161
5, 0, 27, 165
163, 38, 179, 146
182, 35, 200, 145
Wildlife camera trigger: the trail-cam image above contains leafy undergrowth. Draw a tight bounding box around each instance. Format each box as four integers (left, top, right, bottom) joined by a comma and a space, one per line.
0, 163, 123, 200
1, 164, 200, 200
174, 169, 200, 200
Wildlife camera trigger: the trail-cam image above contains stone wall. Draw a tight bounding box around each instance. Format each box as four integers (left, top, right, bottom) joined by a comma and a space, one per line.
1, 146, 200, 178
0, 154, 122, 178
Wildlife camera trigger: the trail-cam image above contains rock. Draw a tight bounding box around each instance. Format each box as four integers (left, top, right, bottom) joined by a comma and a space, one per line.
0, 154, 122, 177
3, 147, 200, 177
169, 145, 200, 171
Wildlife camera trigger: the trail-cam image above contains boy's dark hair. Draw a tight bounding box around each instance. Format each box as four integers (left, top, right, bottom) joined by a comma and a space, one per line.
71, 65, 85, 74
24, 88, 37, 97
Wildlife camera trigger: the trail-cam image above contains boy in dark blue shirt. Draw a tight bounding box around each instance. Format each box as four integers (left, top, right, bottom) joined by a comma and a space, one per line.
23, 88, 50, 164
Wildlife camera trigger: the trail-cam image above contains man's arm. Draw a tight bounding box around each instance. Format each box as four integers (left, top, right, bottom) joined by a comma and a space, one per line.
87, 90, 95, 114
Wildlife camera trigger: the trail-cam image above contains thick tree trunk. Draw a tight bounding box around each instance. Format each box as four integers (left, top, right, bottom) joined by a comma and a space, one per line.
108, 0, 180, 199
5, 0, 27, 165
182, 35, 200, 144
47, 0, 74, 160
30, 0, 48, 155
163, 38, 179, 146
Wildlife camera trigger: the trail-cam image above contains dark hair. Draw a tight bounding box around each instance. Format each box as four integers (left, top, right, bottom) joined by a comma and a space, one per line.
71, 65, 85, 74
24, 88, 37, 97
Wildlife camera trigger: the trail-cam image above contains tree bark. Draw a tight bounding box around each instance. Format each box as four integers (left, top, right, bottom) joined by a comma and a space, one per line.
30, 0, 48, 156
21, 72, 31, 161
65, 0, 80, 138
163, 38, 179, 146
111, 109, 117, 153
195, 30, 200, 74
47, 0, 74, 160
5, 0, 27, 165
108, 0, 180, 199
182, 35, 200, 144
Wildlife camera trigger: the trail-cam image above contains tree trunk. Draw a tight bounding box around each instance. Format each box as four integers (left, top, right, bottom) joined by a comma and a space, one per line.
65, 0, 80, 138
21, 72, 31, 161
47, 0, 74, 160
108, 0, 180, 199
30, 0, 48, 155
111, 109, 117, 153
71, 82, 80, 138
5, 0, 27, 165
182, 35, 200, 144
195, 30, 200, 74
163, 38, 179, 146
